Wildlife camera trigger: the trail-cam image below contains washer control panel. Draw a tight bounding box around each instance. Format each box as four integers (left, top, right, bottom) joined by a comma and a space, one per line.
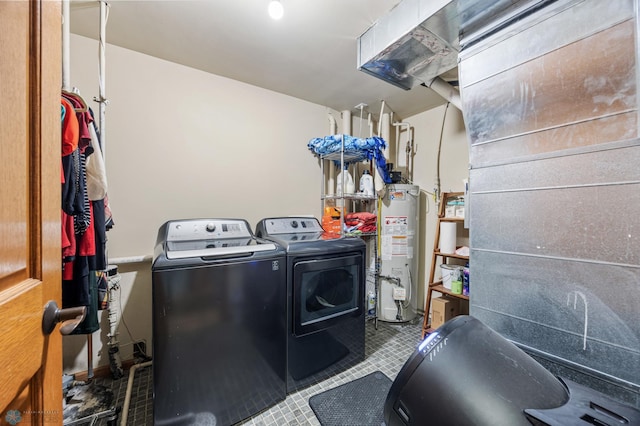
166, 219, 251, 241
261, 217, 323, 234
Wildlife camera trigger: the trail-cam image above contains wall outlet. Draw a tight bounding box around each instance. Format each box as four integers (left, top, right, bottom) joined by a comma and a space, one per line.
133, 341, 146, 359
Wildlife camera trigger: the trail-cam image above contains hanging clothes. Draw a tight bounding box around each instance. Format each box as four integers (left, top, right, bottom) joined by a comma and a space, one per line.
88, 107, 115, 232
61, 97, 79, 156
62, 91, 92, 235
86, 118, 108, 201
69, 270, 100, 335
87, 109, 108, 272
60, 84, 114, 339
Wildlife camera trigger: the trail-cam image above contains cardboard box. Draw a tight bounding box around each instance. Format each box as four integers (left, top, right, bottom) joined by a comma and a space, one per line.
431, 296, 460, 329
458, 299, 470, 316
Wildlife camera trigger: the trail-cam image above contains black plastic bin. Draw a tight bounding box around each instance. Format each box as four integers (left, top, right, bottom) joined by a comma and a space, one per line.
384, 315, 640, 426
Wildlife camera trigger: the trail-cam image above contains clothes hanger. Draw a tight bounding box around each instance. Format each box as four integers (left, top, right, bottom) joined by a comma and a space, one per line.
62, 89, 88, 112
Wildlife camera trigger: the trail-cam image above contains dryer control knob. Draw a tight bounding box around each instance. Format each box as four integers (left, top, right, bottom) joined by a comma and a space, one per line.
206, 222, 216, 232
291, 220, 298, 228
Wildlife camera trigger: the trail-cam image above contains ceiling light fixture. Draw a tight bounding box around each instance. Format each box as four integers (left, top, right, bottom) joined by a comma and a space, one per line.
268, 0, 283, 20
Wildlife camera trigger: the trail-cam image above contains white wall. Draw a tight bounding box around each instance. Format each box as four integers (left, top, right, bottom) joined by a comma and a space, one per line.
69, 35, 335, 260
64, 35, 469, 373
64, 34, 342, 373
403, 104, 469, 313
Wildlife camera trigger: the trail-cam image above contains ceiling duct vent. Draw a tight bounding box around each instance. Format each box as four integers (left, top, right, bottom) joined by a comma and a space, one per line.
357, 0, 460, 91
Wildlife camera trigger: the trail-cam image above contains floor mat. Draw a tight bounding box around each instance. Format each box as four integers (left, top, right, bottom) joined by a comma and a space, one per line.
308, 371, 392, 426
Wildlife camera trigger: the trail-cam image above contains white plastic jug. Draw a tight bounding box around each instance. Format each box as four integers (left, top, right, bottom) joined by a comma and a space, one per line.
336, 166, 355, 195
360, 169, 374, 196
367, 290, 376, 316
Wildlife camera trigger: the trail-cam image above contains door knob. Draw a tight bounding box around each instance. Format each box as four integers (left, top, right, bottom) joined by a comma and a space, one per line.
42, 301, 86, 335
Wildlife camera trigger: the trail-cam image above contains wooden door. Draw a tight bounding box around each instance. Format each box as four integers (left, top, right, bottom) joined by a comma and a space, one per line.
0, 1, 63, 424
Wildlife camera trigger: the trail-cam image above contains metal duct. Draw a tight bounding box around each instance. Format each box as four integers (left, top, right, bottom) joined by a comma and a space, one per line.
459, 0, 640, 406
356, 0, 540, 104
357, 0, 460, 91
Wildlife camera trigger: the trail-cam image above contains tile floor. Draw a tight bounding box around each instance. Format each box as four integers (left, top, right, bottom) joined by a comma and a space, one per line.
88, 317, 424, 426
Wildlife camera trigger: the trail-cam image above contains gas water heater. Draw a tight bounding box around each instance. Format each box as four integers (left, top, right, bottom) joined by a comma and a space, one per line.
378, 184, 419, 323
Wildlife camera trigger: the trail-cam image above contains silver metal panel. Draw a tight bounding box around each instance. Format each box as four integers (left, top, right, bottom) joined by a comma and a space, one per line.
165, 218, 253, 241
471, 143, 640, 192
469, 249, 640, 387
460, 0, 640, 404
462, 20, 637, 146
459, 0, 635, 85
469, 113, 638, 168
470, 180, 640, 265
260, 217, 323, 234
458, 0, 547, 49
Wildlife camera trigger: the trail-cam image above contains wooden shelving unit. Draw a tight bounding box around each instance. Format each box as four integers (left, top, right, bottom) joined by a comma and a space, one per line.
421, 192, 469, 338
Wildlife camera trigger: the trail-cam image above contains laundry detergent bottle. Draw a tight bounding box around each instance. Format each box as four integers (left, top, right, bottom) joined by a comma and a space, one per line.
336, 165, 355, 195
360, 169, 374, 196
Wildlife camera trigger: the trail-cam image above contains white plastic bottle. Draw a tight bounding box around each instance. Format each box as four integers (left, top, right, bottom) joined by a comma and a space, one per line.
345, 169, 355, 194
336, 165, 355, 195
360, 169, 374, 196
336, 167, 344, 196
367, 290, 376, 316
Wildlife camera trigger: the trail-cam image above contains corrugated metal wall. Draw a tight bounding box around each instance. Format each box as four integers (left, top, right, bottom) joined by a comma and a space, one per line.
459, 0, 640, 406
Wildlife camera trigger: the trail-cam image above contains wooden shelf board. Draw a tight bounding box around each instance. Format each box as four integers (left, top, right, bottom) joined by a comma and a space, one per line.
438, 216, 465, 222
427, 284, 469, 301
433, 250, 468, 260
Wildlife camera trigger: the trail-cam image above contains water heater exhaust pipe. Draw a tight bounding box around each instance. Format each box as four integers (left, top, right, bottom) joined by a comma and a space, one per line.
426, 77, 462, 110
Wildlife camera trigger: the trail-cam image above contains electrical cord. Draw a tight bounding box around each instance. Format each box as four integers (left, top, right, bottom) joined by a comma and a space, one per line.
116, 285, 151, 361
401, 263, 412, 309
435, 102, 450, 203
115, 281, 146, 354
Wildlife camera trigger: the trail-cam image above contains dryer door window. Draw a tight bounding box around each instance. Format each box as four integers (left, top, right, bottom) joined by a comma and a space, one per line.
293, 254, 363, 336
